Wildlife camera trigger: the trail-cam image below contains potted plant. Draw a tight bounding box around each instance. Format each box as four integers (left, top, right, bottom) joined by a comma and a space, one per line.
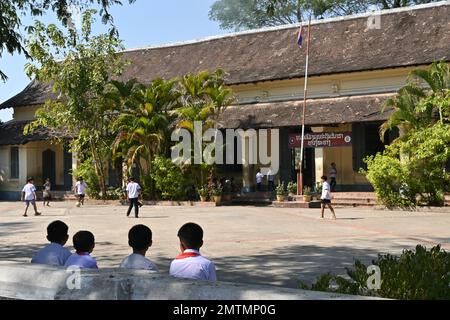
198, 186, 209, 202
314, 182, 323, 200
287, 182, 298, 197
276, 182, 286, 202
303, 186, 312, 202
211, 184, 223, 205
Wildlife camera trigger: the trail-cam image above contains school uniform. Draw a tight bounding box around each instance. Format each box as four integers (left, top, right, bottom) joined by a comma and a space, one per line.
120, 253, 158, 272
22, 183, 36, 205
169, 249, 217, 281
126, 182, 141, 218
321, 181, 332, 204
75, 181, 87, 198
31, 243, 72, 267
64, 252, 98, 269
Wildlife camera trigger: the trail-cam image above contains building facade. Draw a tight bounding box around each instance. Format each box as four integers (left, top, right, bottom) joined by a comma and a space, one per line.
0, 2, 449, 199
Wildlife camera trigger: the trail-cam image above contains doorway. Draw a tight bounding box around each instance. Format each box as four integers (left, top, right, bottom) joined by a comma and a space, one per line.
42, 149, 56, 187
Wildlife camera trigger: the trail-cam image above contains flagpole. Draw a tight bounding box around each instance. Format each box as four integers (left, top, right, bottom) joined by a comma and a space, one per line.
297, 16, 312, 196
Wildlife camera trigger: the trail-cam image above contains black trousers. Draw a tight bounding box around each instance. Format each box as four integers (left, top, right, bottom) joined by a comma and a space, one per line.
330, 178, 337, 192
127, 198, 139, 217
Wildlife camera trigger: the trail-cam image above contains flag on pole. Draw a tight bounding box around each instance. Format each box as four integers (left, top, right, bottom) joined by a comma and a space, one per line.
297, 25, 303, 48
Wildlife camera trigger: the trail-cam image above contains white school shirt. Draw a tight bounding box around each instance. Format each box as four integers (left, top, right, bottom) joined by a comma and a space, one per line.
31, 243, 72, 267
126, 182, 141, 199
22, 183, 36, 201
64, 252, 98, 269
256, 172, 264, 184
75, 181, 87, 195
120, 253, 158, 272
170, 249, 217, 281
321, 181, 331, 200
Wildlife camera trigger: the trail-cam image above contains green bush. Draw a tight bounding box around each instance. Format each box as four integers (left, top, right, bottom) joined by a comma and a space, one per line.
151, 156, 190, 200
301, 245, 450, 300
363, 124, 450, 209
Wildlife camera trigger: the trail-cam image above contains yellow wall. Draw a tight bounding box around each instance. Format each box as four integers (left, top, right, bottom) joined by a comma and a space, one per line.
13, 106, 40, 121
313, 124, 368, 185
0, 142, 65, 192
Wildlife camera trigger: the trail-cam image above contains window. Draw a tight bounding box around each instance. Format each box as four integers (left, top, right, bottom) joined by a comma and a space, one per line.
10, 147, 19, 179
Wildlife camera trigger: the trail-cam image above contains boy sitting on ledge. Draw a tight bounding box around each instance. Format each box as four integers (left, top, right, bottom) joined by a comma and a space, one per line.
169, 222, 217, 281
64, 231, 98, 269
120, 224, 158, 272
31, 220, 71, 267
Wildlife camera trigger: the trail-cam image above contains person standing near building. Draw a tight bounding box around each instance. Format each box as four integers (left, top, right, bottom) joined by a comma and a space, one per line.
320, 176, 336, 220
21, 177, 41, 217
255, 169, 264, 192
126, 177, 141, 218
43, 178, 52, 207
267, 168, 275, 192
74, 177, 88, 207
329, 162, 338, 192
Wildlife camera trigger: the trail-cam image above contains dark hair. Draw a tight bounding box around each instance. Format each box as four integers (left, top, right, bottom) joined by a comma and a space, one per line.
321, 176, 328, 181
128, 225, 152, 250
77, 177, 83, 181
177, 223, 203, 249
47, 221, 69, 243
73, 231, 95, 253
331, 162, 336, 166
129, 176, 135, 182
27, 177, 34, 183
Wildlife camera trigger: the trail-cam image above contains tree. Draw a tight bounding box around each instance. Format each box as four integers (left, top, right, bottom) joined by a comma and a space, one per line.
111, 78, 180, 199
24, 10, 126, 198
175, 69, 234, 186
209, 0, 439, 31
380, 61, 450, 139
363, 62, 450, 208
0, 0, 135, 81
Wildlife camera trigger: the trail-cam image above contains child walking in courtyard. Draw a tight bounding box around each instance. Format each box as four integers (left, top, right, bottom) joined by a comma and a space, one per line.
169, 222, 217, 281
74, 177, 88, 207
320, 176, 336, 220
31, 220, 71, 266
120, 224, 158, 272
21, 177, 41, 217
43, 178, 52, 207
64, 230, 98, 269
126, 177, 141, 218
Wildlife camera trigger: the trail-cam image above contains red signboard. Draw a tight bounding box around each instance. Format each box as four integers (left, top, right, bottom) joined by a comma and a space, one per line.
288, 132, 352, 148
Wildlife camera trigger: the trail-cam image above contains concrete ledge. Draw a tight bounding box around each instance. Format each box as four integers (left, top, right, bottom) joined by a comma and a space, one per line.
0, 262, 378, 300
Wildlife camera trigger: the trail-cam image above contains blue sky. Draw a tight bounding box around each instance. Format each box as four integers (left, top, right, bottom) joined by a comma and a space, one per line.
0, 0, 227, 122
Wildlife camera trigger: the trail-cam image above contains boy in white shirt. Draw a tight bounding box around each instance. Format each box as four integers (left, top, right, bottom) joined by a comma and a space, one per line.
320, 176, 337, 220
64, 231, 98, 269
255, 169, 264, 192
21, 177, 41, 217
74, 177, 88, 207
120, 224, 158, 272
31, 220, 72, 266
170, 222, 217, 281
126, 177, 141, 218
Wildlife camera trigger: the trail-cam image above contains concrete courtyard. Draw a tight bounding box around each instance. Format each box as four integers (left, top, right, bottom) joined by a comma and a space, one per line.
0, 201, 449, 289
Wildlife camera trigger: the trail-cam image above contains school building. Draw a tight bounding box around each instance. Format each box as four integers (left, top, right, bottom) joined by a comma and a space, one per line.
0, 2, 449, 199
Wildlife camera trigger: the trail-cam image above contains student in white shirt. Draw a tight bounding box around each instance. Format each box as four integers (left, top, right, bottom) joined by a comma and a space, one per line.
170, 222, 217, 281
31, 220, 71, 266
74, 177, 88, 207
126, 177, 141, 218
21, 177, 41, 217
120, 224, 158, 272
64, 231, 98, 269
255, 169, 264, 192
320, 176, 336, 220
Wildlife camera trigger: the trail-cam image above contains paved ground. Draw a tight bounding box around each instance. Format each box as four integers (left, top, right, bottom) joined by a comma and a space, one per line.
0, 201, 449, 289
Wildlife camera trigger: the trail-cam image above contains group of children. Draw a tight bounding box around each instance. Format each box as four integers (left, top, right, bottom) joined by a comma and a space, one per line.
31, 220, 217, 281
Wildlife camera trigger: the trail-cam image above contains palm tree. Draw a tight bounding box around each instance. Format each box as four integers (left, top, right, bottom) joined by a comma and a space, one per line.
110, 78, 179, 198
174, 69, 234, 185
380, 61, 450, 140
